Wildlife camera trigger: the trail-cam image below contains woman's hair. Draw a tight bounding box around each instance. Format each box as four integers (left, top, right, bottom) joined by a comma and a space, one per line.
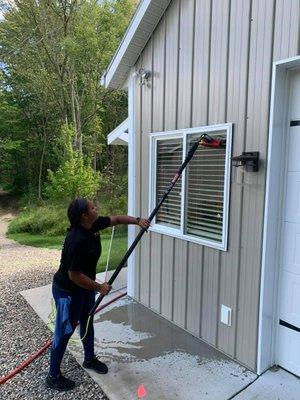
67, 198, 89, 228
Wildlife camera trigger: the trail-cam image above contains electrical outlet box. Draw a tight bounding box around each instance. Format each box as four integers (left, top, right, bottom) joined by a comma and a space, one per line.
221, 305, 232, 326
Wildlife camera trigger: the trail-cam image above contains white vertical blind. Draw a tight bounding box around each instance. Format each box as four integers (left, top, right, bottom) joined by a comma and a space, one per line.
156, 138, 183, 228
185, 132, 226, 243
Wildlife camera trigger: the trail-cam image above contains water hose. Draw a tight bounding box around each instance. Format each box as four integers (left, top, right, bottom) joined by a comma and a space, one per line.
0, 291, 126, 385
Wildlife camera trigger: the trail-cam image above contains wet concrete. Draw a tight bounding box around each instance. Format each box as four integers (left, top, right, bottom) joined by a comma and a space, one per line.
68, 296, 256, 399
93, 300, 225, 363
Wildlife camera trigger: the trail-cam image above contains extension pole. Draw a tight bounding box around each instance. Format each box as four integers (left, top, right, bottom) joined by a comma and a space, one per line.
89, 136, 209, 316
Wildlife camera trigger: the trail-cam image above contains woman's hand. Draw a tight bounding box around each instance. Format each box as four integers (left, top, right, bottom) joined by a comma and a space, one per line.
137, 218, 150, 230
99, 282, 111, 296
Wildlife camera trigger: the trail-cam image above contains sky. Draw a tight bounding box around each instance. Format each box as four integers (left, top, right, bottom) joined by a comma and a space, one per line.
0, 0, 10, 21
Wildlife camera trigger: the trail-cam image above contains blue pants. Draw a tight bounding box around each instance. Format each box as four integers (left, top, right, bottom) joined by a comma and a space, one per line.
49, 281, 95, 377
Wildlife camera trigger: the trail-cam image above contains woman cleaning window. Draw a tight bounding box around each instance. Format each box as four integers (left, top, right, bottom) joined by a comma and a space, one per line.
46, 197, 150, 391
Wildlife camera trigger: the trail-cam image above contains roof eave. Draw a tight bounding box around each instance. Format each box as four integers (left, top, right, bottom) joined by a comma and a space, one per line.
102, 0, 171, 89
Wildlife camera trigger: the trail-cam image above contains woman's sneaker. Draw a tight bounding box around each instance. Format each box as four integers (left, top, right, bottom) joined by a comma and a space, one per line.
46, 374, 75, 391
83, 357, 108, 374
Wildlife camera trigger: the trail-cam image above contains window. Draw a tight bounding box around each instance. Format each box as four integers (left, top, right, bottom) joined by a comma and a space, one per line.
149, 124, 232, 251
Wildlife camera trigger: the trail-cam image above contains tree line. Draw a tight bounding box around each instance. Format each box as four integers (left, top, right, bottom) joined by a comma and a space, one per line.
0, 0, 137, 208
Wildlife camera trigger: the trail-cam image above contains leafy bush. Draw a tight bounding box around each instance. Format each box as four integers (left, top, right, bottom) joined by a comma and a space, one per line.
8, 204, 69, 236
7, 199, 128, 238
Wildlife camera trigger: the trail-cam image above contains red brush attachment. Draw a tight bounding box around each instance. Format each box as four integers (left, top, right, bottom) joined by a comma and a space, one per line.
199, 134, 226, 148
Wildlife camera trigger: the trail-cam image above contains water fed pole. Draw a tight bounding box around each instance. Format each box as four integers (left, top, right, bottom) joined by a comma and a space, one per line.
88, 133, 225, 316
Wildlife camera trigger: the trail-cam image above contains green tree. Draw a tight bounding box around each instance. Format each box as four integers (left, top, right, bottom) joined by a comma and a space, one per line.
0, 0, 136, 200
45, 124, 100, 201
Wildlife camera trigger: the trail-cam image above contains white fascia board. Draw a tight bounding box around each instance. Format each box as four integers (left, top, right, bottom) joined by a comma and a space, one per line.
107, 118, 129, 146
102, 0, 171, 89
121, 74, 130, 91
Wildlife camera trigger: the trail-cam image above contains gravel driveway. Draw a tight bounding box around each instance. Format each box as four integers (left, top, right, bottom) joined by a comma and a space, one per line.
0, 201, 109, 399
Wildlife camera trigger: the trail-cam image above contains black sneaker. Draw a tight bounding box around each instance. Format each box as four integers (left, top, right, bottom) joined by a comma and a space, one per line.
46, 374, 75, 391
83, 357, 108, 374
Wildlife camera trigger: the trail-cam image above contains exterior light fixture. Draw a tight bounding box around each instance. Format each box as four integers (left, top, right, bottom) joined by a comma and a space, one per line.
133, 68, 151, 86
232, 152, 259, 172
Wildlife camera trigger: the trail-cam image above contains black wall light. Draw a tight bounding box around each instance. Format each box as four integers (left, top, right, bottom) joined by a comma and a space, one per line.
232, 152, 259, 172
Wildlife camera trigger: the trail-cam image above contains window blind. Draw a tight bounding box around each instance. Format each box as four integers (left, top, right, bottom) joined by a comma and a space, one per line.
156, 138, 183, 228
185, 132, 226, 242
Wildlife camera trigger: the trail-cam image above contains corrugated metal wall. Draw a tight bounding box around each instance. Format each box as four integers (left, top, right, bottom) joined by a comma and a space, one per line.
132, 0, 300, 371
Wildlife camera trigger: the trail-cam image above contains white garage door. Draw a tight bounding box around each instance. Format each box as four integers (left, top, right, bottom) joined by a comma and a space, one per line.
277, 70, 300, 377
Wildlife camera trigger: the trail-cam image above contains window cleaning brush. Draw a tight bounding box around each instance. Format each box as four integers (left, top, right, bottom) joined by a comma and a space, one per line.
199, 133, 226, 148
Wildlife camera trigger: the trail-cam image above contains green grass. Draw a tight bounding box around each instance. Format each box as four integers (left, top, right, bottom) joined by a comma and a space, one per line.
7, 233, 64, 249
7, 231, 128, 273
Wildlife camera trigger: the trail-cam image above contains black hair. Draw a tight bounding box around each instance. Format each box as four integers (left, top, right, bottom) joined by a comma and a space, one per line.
67, 197, 89, 229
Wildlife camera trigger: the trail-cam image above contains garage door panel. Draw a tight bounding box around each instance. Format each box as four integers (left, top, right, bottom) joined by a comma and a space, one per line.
277, 326, 300, 377
287, 126, 300, 172
279, 270, 300, 327
282, 222, 300, 274
285, 172, 300, 223
278, 71, 300, 377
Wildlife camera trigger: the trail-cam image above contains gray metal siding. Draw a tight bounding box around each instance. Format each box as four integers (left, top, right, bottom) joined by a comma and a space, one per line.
273, 0, 300, 61
218, 0, 252, 360
236, 0, 276, 369
186, 243, 203, 335
161, 236, 174, 320
177, 0, 195, 128
150, 232, 162, 312
173, 239, 188, 327
132, 0, 300, 371
165, 0, 179, 131
192, 0, 211, 127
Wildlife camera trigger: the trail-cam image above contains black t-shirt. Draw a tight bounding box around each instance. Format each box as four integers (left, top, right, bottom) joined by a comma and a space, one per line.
53, 216, 111, 291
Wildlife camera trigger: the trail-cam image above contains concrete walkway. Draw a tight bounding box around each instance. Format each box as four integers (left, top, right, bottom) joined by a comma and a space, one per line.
233, 367, 300, 399
22, 277, 259, 400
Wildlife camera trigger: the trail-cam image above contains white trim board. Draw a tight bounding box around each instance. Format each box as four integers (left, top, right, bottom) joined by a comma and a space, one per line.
258, 55, 300, 375
107, 118, 129, 146
127, 68, 136, 297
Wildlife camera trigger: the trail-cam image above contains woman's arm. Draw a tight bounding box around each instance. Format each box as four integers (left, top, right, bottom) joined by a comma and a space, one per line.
68, 271, 111, 295
110, 215, 150, 229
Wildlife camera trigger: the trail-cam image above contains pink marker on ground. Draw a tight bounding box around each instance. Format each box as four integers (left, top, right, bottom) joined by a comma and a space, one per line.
137, 384, 147, 398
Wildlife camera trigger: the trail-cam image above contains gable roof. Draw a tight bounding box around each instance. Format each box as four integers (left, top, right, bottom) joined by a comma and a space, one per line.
101, 0, 171, 89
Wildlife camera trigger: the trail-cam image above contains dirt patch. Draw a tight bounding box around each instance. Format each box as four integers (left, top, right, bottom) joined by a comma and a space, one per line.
0, 190, 19, 216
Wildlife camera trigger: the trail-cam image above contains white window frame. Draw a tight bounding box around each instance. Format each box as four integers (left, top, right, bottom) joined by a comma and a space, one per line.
148, 123, 232, 251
